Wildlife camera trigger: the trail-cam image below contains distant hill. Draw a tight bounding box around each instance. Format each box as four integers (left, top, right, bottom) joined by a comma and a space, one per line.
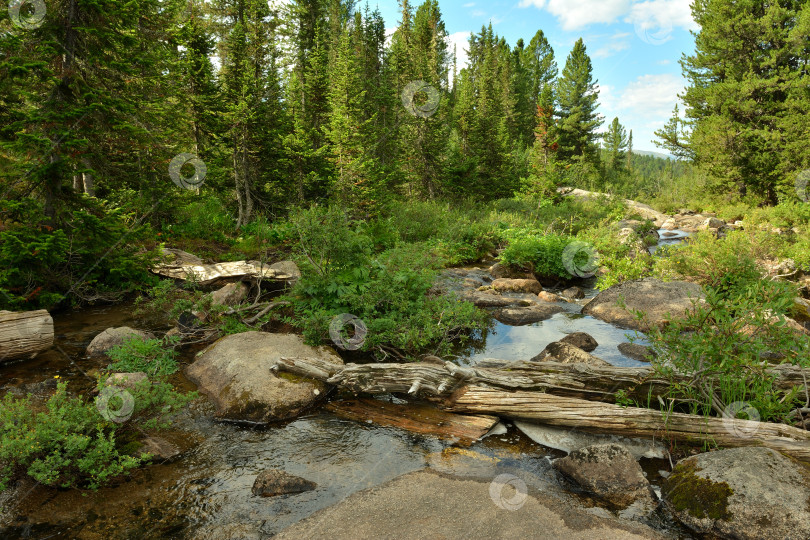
632, 150, 674, 160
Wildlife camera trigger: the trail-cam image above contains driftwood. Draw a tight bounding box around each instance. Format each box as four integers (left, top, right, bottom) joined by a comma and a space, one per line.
325, 398, 498, 445
277, 357, 810, 404
444, 386, 810, 464
151, 248, 300, 287
0, 310, 54, 362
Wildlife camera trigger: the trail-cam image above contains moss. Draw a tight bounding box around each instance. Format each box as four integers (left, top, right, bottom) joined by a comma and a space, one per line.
663, 458, 734, 521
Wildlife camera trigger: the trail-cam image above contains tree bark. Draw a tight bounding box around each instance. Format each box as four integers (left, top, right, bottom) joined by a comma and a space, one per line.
443, 385, 810, 464
0, 310, 54, 362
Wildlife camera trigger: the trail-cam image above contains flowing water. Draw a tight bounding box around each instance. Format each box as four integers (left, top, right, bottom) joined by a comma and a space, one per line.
0, 234, 693, 539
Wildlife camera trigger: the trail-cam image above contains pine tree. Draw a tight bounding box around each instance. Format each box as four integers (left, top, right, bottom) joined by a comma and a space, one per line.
603, 117, 628, 174
680, 0, 809, 202
626, 130, 633, 171
555, 39, 603, 165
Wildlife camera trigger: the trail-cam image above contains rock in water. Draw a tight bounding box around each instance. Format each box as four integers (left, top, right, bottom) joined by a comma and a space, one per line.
558, 332, 598, 352
553, 444, 654, 509
252, 469, 317, 497
86, 327, 155, 357
582, 278, 704, 331
617, 342, 655, 362
185, 332, 343, 425
662, 447, 810, 540
531, 342, 610, 367
493, 305, 564, 326
491, 278, 543, 294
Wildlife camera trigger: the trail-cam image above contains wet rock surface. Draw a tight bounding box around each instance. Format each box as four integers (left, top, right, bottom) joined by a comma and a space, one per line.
252, 469, 318, 497
493, 305, 565, 326
553, 444, 654, 510
557, 332, 598, 352
617, 343, 655, 362
531, 341, 610, 366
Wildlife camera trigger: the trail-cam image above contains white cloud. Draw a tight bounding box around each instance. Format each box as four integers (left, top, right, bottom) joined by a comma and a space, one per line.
519, 0, 630, 30
471, 9, 486, 17
519, 0, 696, 32
619, 73, 683, 118
464, 2, 476, 7
447, 31, 473, 73
593, 38, 631, 58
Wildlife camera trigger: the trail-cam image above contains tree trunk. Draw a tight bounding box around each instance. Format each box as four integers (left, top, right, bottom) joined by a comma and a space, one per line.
0, 310, 54, 363
443, 385, 810, 464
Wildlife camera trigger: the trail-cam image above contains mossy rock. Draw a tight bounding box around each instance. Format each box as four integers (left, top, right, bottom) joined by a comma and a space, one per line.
662, 458, 733, 521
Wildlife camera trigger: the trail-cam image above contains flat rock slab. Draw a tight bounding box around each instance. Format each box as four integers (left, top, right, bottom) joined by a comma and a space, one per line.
582, 278, 704, 331
274, 470, 669, 540
185, 332, 342, 424
325, 398, 498, 445
493, 305, 564, 326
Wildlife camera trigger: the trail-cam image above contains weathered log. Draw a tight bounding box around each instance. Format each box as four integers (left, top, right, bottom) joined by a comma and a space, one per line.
444, 386, 810, 464
325, 398, 498, 445
152, 249, 300, 287
277, 357, 810, 404
0, 310, 54, 362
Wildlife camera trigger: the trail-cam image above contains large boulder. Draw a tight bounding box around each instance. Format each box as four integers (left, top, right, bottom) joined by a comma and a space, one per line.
662, 447, 810, 540
582, 278, 704, 331
531, 342, 609, 367
553, 443, 654, 509
488, 262, 534, 280
185, 332, 342, 424
86, 327, 155, 357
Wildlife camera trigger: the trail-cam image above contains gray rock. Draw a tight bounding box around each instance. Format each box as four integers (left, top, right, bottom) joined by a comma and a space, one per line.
699, 217, 725, 230
252, 469, 317, 497
210, 281, 249, 307
459, 290, 517, 308
662, 447, 810, 540
553, 444, 653, 509
560, 286, 585, 300
514, 422, 668, 460
532, 342, 610, 367
617, 343, 655, 363
491, 278, 543, 294
558, 332, 598, 352
185, 332, 342, 424
104, 372, 148, 390
582, 278, 704, 331
493, 305, 564, 326
86, 327, 155, 357
488, 262, 534, 280
140, 436, 181, 462
537, 291, 562, 303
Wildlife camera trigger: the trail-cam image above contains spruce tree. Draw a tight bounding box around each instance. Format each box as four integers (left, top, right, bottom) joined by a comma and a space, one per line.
555, 38, 602, 165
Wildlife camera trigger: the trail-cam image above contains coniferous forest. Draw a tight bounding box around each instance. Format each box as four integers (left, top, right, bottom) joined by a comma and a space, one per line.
2, 1, 810, 538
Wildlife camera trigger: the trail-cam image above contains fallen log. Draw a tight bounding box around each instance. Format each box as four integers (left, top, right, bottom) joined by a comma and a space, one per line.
152, 248, 300, 287
325, 398, 498, 445
444, 386, 810, 464
277, 357, 809, 404
0, 310, 54, 362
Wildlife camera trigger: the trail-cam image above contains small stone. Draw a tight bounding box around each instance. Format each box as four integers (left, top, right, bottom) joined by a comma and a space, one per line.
251, 469, 317, 497
532, 342, 609, 366
105, 372, 148, 390
560, 286, 585, 300
537, 291, 560, 303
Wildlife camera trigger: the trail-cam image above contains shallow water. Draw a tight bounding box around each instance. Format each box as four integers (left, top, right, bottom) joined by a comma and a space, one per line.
0, 291, 684, 539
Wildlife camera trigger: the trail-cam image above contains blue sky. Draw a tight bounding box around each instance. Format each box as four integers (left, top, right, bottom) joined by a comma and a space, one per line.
368, 0, 697, 153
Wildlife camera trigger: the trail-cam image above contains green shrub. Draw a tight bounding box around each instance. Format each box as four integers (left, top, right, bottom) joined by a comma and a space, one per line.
499, 232, 574, 280
169, 194, 235, 242
647, 280, 810, 425
0, 382, 144, 491
106, 336, 181, 378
